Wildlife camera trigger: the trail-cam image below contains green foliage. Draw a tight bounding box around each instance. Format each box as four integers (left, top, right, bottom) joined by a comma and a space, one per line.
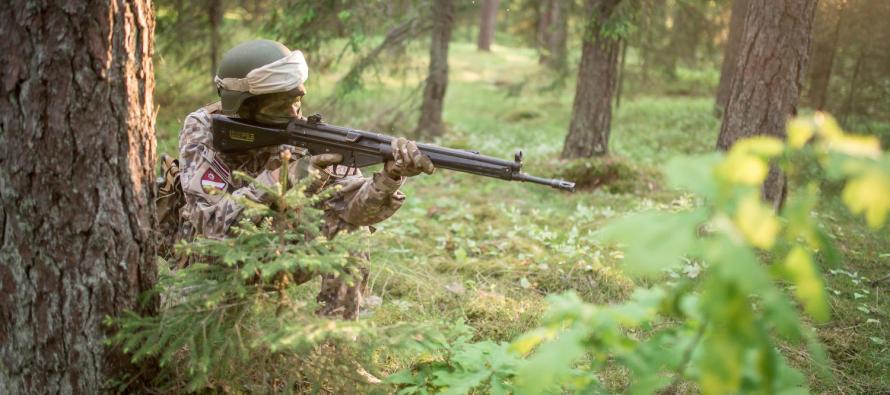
108, 160, 444, 393
389, 114, 890, 394
265, 0, 425, 96
387, 327, 523, 395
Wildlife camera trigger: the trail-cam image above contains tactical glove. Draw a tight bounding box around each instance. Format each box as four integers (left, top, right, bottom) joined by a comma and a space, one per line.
384, 137, 435, 179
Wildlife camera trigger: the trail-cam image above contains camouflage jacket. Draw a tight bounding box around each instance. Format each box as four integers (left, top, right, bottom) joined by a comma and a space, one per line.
177, 102, 406, 240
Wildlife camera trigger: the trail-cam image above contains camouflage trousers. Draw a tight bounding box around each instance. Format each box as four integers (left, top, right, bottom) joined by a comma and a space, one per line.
315, 264, 369, 320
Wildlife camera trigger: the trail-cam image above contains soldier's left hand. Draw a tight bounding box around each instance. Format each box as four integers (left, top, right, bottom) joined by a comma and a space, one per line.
310, 153, 343, 170
384, 137, 435, 178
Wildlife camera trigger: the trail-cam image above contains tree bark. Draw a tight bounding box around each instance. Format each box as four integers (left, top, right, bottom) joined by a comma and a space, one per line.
715, 0, 749, 116
537, 0, 551, 54
477, 0, 499, 51
416, 0, 454, 138
717, 0, 817, 208
806, 0, 847, 110
0, 1, 158, 393
562, 0, 623, 159
616, 39, 628, 109
539, 0, 568, 71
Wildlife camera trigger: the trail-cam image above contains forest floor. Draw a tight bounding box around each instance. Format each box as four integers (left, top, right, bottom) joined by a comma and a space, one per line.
156, 42, 889, 393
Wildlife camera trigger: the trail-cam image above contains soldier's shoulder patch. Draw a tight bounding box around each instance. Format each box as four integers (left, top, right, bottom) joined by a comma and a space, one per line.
200, 168, 228, 192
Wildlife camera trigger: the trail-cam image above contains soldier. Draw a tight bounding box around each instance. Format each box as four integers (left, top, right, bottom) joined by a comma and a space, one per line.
175, 39, 434, 320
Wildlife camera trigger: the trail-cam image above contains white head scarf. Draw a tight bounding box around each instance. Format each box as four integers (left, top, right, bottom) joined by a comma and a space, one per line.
214, 50, 309, 94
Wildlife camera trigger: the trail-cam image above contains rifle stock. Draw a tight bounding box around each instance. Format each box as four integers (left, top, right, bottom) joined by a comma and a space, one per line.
210, 114, 575, 192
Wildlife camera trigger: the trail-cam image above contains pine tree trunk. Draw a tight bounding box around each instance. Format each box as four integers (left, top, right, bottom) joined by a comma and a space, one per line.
840, 44, 866, 124
477, 0, 499, 51
717, 0, 817, 208
540, 0, 568, 71
0, 1, 158, 393
665, 3, 703, 79
537, 0, 552, 57
561, 0, 623, 159
715, 0, 749, 116
416, 0, 454, 138
616, 39, 628, 109
807, 0, 846, 110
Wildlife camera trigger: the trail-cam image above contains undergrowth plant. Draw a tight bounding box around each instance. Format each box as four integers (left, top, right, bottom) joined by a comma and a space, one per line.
108, 153, 445, 393
391, 113, 890, 394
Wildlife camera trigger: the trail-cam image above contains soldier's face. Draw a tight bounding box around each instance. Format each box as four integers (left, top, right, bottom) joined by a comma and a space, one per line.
247, 87, 305, 125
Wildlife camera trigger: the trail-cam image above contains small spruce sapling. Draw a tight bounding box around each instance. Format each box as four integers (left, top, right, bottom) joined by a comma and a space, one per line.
108, 152, 442, 392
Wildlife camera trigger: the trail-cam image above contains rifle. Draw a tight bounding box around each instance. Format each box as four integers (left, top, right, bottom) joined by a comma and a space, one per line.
210, 114, 576, 192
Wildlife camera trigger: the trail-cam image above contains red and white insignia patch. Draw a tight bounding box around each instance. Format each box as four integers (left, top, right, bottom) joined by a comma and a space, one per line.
201, 168, 228, 192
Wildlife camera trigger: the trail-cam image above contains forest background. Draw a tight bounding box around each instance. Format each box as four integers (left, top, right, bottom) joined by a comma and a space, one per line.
1, 0, 889, 394
152, 0, 890, 392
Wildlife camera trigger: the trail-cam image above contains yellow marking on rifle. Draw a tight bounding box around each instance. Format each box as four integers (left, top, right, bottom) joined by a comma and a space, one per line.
229, 130, 255, 142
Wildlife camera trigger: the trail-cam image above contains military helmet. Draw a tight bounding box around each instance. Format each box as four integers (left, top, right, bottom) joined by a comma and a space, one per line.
215, 39, 309, 115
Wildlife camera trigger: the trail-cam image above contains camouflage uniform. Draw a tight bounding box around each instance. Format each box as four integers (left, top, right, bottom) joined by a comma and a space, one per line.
177, 102, 406, 319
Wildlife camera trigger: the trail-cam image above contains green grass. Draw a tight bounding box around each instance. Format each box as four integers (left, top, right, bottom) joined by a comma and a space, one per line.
155, 41, 889, 393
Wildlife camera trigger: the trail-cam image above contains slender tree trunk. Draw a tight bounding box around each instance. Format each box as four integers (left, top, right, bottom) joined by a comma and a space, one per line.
807, 0, 847, 110
208, 0, 223, 79
840, 44, 866, 123
665, 3, 703, 79
477, 0, 499, 51
416, 0, 454, 138
717, 0, 817, 208
715, 0, 749, 116
0, 1, 158, 393
537, 0, 552, 57
561, 0, 623, 159
540, 0, 568, 71
616, 39, 628, 109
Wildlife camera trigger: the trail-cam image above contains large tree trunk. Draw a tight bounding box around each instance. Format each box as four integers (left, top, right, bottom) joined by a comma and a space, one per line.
538, 0, 567, 71
562, 0, 623, 159
806, 0, 847, 110
477, 0, 499, 51
715, 0, 749, 116
416, 0, 454, 138
0, 1, 158, 393
717, 0, 817, 208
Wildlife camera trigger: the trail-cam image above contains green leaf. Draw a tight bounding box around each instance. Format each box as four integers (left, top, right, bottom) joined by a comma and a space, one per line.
842, 167, 890, 228
784, 247, 829, 322
599, 209, 707, 277
514, 326, 588, 395
664, 153, 721, 199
